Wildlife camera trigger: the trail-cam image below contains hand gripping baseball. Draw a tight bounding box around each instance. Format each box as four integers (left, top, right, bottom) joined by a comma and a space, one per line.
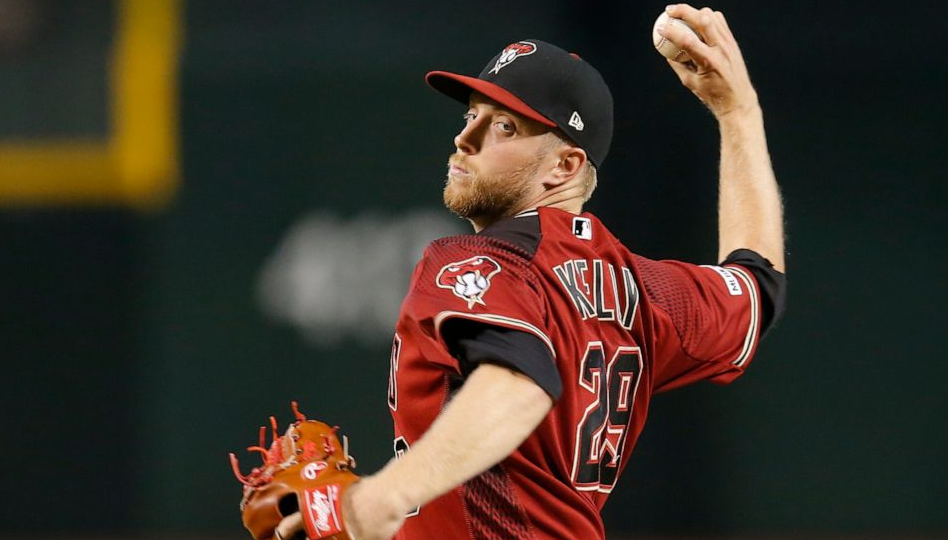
658, 4, 759, 118
230, 402, 359, 540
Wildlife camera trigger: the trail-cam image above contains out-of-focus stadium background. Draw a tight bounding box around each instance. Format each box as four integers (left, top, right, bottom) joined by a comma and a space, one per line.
1, 0, 945, 538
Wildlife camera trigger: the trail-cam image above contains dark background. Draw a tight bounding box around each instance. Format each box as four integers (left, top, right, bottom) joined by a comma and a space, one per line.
1, 1, 945, 538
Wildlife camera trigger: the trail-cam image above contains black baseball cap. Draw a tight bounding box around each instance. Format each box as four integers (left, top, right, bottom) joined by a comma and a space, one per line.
426, 39, 614, 167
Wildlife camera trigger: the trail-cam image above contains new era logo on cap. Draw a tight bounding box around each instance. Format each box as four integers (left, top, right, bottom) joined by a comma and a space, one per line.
569, 111, 584, 131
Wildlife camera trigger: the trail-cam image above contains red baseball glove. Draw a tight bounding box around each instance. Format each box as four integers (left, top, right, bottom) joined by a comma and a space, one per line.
230, 402, 359, 540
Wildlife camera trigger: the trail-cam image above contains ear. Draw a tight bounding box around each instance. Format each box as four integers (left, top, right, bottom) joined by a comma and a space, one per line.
542, 146, 587, 188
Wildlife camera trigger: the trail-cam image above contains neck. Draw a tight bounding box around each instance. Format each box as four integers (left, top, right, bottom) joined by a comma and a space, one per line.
523, 181, 585, 215
469, 194, 585, 233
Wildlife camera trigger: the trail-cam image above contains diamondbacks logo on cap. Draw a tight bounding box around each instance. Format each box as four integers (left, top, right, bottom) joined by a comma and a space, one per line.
436, 255, 502, 308
489, 41, 537, 74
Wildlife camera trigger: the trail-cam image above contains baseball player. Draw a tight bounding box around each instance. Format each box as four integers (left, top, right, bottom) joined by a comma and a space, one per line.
278, 4, 785, 540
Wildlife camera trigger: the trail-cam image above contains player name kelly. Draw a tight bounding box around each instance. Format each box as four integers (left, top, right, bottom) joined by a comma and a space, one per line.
553, 259, 638, 329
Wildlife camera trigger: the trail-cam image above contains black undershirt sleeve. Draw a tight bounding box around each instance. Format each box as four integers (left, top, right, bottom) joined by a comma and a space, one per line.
722, 248, 787, 337
441, 318, 562, 400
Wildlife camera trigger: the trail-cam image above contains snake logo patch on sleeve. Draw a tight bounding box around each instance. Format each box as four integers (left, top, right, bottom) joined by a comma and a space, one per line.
436, 255, 502, 309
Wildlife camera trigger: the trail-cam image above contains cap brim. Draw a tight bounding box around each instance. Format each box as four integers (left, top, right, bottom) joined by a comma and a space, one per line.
425, 71, 557, 128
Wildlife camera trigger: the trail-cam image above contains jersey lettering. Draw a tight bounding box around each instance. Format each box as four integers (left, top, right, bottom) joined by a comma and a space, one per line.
554, 259, 639, 330
619, 266, 638, 330
571, 342, 643, 493
387, 334, 402, 411
592, 260, 614, 320
554, 260, 596, 319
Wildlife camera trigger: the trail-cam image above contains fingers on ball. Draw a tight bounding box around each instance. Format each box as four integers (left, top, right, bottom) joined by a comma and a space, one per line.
695, 7, 724, 47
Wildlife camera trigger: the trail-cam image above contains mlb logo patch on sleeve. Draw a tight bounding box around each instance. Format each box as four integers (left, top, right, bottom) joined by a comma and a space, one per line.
573, 217, 593, 240
702, 265, 743, 296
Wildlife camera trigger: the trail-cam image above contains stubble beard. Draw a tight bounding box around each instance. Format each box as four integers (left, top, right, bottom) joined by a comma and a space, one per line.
442, 154, 542, 223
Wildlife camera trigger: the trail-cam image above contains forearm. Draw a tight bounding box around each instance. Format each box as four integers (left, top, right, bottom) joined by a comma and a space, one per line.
368, 363, 553, 513
717, 105, 785, 272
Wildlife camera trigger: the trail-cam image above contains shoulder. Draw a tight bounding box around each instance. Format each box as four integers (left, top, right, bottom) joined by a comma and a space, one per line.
414, 213, 545, 297
418, 208, 622, 278
474, 207, 621, 255
424, 211, 541, 268
477, 210, 542, 258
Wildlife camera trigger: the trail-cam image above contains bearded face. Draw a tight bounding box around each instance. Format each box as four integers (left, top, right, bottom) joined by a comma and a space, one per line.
442, 151, 544, 222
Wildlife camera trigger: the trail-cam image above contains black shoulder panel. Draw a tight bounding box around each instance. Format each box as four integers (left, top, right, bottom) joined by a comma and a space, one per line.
477, 213, 541, 259
442, 318, 562, 400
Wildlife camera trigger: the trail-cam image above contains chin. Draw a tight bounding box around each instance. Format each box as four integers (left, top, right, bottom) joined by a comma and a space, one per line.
443, 165, 534, 222
442, 190, 469, 218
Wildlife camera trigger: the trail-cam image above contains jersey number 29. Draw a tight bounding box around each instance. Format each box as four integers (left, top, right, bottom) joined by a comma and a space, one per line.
571, 342, 643, 493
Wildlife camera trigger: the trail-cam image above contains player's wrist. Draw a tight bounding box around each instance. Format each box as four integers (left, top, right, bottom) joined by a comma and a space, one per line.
342, 476, 408, 540
715, 98, 762, 125
353, 473, 416, 519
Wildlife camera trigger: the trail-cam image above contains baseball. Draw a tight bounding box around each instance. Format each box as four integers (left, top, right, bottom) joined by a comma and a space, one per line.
652, 11, 700, 62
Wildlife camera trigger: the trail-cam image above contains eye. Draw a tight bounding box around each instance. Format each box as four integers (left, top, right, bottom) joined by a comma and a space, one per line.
462, 112, 476, 123
494, 121, 515, 134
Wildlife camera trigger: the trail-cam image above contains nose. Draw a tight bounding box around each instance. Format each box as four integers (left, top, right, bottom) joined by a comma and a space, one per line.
454, 132, 474, 155
454, 117, 482, 155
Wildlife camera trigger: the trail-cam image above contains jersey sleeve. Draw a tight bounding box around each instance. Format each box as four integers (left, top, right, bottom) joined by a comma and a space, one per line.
401, 235, 558, 392
721, 248, 786, 337
634, 254, 763, 393
442, 321, 561, 399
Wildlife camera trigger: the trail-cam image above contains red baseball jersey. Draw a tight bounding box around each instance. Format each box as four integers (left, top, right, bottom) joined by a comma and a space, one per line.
387, 207, 764, 540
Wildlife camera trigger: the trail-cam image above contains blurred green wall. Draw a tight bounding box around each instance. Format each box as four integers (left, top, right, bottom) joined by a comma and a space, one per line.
1, 1, 945, 537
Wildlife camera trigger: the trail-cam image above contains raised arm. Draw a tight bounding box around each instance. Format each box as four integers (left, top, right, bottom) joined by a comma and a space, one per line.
659, 4, 785, 272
